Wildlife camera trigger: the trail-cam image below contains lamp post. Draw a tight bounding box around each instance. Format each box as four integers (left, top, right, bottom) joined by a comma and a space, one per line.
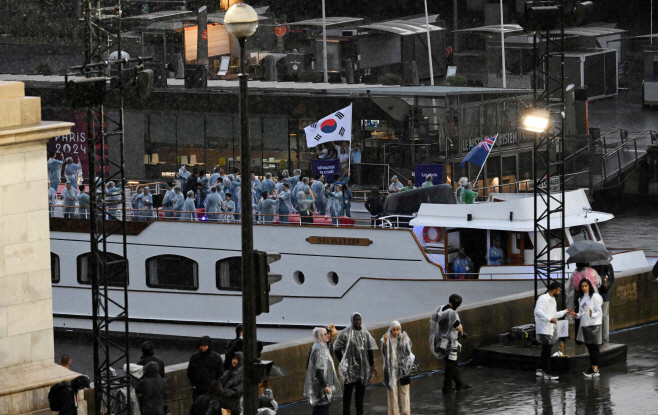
224, 4, 259, 415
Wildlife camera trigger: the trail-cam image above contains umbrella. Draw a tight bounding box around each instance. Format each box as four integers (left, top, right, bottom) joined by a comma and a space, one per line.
566, 240, 612, 264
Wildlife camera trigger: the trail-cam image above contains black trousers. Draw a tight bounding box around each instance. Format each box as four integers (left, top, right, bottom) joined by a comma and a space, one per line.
343, 381, 366, 415
541, 342, 553, 373
312, 403, 331, 415
586, 343, 600, 366
443, 358, 464, 391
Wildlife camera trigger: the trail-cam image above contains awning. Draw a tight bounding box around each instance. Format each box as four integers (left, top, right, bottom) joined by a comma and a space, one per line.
288, 17, 364, 27
456, 24, 524, 34
359, 20, 444, 36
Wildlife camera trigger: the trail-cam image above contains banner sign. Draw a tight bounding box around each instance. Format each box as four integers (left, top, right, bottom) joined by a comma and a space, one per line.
461, 131, 519, 153
414, 164, 443, 187
312, 159, 340, 183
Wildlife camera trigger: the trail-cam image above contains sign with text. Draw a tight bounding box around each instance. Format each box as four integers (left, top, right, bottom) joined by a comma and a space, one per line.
528, 176, 561, 192
312, 159, 340, 183
44, 109, 109, 177
461, 131, 519, 153
306, 236, 372, 246
414, 164, 443, 187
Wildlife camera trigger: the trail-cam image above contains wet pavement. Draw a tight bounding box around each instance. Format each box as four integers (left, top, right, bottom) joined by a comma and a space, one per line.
278, 324, 658, 415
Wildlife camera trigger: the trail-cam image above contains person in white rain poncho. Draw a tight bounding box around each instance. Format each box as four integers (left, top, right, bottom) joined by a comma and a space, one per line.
381, 321, 414, 415
304, 327, 342, 415
429, 294, 471, 394
334, 312, 378, 415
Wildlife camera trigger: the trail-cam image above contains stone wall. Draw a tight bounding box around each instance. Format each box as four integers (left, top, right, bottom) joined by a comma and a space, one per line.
0, 80, 79, 415
82, 266, 657, 414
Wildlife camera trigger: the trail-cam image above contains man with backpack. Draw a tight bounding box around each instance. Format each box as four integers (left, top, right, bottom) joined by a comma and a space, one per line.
49, 375, 91, 415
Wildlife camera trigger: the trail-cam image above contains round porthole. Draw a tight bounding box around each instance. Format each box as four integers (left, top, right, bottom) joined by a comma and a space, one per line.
327, 272, 339, 286
293, 271, 305, 285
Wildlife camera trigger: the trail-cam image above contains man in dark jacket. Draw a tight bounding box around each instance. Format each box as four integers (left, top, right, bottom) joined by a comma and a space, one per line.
364, 188, 383, 228
136, 362, 165, 415
219, 352, 244, 414
183, 169, 200, 197
594, 264, 615, 344
187, 336, 224, 401
59, 375, 91, 415
138, 341, 166, 379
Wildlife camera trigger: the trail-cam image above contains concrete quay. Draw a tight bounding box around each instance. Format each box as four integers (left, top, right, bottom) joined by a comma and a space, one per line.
77, 266, 657, 414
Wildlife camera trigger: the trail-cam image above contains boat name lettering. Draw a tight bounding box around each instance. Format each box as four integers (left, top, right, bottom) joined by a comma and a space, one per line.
306, 236, 373, 246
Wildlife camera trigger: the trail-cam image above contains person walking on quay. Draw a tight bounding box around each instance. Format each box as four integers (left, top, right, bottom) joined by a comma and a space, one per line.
60, 354, 72, 370
534, 282, 572, 380
365, 187, 383, 228
381, 321, 415, 415
224, 324, 243, 371
136, 362, 165, 415
567, 263, 600, 340
334, 312, 378, 415
593, 263, 614, 344
304, 327, 342, 415
138, 341, 166, 379
190, 380, 222, 415
187, 336, 224, 401
430, 294, 471, 393
570, 279, 604, 377
54, 375, 91, 415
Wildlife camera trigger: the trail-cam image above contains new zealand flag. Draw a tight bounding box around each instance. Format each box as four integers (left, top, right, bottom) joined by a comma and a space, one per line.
460, 134, 498, 168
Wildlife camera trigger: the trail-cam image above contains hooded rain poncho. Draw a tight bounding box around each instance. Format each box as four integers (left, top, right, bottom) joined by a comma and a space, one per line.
380, 321, 415, 389
304, 328, 342, 406
219, 351, 244, 414
429, 304, 461, 359
334, 313, 378, 385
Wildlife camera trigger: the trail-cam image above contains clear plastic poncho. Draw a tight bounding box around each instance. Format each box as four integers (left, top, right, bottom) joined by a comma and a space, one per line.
380, 321, 415, 389
429, 305, 460, 359
303, 328, 342, 406
334, 313, 378, 385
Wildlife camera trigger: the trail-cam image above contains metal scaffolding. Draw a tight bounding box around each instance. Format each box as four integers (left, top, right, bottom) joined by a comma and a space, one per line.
532, 4, 567, 307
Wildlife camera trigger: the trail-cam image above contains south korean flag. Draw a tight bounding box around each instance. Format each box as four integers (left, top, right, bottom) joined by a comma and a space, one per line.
304, 104, 352, 148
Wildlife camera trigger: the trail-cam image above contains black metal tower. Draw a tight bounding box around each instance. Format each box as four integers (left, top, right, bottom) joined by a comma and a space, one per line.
531, 2, 567, 307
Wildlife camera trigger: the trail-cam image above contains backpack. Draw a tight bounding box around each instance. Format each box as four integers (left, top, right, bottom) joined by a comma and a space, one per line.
48, 381, 69, 411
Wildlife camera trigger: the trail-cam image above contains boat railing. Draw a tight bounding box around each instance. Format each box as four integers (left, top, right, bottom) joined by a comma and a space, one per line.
50, 206, 406, 229
443, 272, 561, 280
378, 215, 416, 229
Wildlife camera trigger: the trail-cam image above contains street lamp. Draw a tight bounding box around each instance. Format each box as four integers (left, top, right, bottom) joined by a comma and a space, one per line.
521, 108, 551, 134
224, 4, 259, 415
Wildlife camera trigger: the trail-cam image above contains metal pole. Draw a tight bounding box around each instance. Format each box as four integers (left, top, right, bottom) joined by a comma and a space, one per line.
322, 0, 328, 83
652, 0, 654, 46
500, 0, 506, 88
239, 37, 258, 415
453, 0, 459, 51
424, 0, 434, 86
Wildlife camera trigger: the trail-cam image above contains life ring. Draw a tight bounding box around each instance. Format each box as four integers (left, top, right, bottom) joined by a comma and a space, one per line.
422, 227, 442, 243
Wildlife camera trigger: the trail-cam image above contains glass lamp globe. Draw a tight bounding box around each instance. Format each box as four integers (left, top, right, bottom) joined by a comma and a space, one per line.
224, 3, 259, 39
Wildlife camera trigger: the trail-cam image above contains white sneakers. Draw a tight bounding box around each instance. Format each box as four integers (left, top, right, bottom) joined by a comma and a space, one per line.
583, 368, 601, 377
536, 369, 559, 380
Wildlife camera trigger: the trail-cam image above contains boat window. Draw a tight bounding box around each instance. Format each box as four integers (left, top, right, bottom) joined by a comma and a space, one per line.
590, 223, 602, 241
51, 253, 60, 283
516, 232, 535, 250
216, 257, 242, 291
293, 271, 305, 285
542, 230, 567, 249
77, 252, 129, 286
327, 272, 339, 286
569, 226, 591, 243
147, 255, 198, 290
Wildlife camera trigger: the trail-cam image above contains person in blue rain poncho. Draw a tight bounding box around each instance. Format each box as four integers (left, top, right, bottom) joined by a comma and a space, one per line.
47, 152, 65, 190
204, 186, 222, 222
76, 185, 89, 220
327, 184, 343, 226
261, 173, 276, 195
138, 187, 154, 221
257, 191, 279, 224
61, 182, 77, 219
180, 190, 197, 221
311, 174, 326, 215
222, 193, 236, 222
277, 183, 293, 224
162, 182, 175, 218
64, 156, 82, 190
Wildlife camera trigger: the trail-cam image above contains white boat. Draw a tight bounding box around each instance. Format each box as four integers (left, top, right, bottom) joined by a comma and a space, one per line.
49, 188, 648, 342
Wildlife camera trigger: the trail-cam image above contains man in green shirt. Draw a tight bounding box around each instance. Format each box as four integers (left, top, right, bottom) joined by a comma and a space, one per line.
461, 182, 478, 204
422, 175, 434, 188
401, 179, 417, 191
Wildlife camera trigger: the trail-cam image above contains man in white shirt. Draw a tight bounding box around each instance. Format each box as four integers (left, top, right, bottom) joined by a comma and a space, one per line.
534, 282, 572, 380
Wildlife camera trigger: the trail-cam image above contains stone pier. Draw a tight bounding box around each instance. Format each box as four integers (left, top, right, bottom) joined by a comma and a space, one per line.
0, 81, 81, 415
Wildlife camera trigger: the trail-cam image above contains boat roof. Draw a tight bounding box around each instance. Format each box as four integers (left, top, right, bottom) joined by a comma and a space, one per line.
409, 189, 614, 232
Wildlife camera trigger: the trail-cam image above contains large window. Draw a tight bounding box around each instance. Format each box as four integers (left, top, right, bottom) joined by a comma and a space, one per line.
146, 255, 198, 290
51, 253, 60, 283
569, 226, 591, 243
216, 257, 242, 291
77, 252, 129, 286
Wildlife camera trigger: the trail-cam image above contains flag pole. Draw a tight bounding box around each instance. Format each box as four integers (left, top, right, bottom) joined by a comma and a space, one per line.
472, 134, 498, 190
